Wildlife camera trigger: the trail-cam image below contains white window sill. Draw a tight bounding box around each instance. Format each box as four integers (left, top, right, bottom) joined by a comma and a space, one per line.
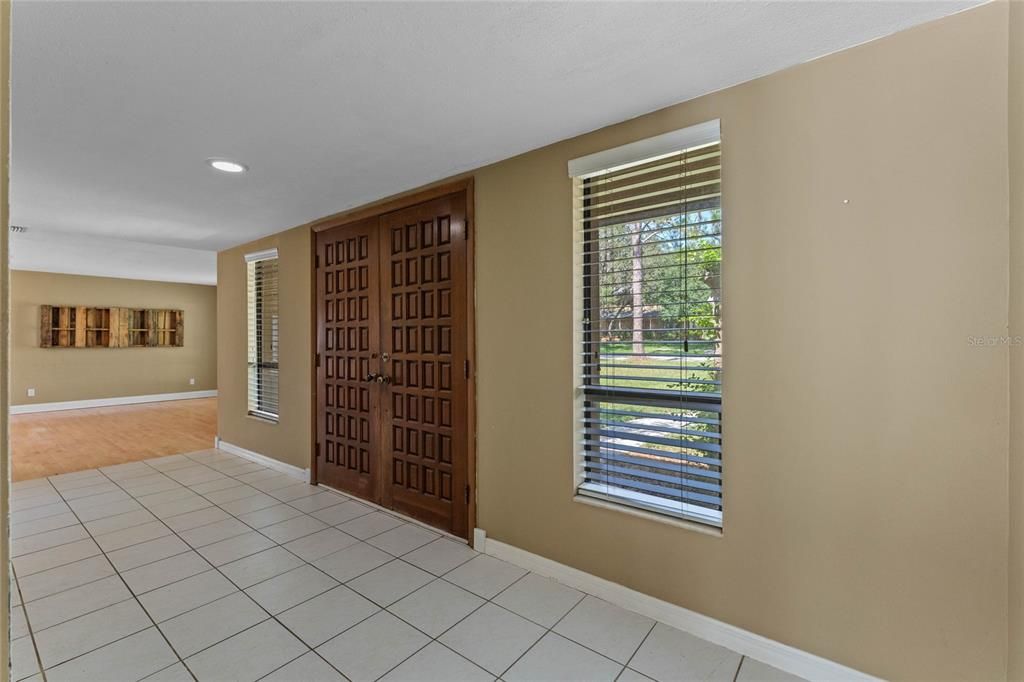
574, 487, 723, 538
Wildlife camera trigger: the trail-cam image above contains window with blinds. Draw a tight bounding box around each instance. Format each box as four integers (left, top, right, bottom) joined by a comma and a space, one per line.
572, 121, 723, 527
246, 249, 280, 421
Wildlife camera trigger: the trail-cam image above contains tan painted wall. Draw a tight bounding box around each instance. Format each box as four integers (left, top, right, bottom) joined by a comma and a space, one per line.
11, 271, 217, 405
216, 226, 311, 469
1009, 0, 1023, 678
215, 5, 1012, 678
474, 6, 1009, 679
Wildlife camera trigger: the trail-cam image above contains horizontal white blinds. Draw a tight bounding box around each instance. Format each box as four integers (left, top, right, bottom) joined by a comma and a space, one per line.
247, 254, 280, 420
568, 120, 720, 178
577, 133, 723, 527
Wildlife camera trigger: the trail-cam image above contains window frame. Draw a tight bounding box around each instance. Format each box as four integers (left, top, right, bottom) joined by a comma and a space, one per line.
246, 248, 280, 423
570, 121, 724, 530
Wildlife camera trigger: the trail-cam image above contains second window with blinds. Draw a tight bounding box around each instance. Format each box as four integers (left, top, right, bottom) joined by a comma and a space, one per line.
246, 249, 280, 422
571, 121, 723, 528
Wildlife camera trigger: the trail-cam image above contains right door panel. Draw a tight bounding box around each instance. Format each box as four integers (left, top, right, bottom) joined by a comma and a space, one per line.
379, 193, 469, 538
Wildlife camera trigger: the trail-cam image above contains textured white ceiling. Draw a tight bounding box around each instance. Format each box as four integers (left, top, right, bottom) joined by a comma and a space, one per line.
11, 1, 981, 280
11, 229, 216, 285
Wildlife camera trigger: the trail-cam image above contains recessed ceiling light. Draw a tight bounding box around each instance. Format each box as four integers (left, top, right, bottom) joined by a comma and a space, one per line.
207, 158, 247, 173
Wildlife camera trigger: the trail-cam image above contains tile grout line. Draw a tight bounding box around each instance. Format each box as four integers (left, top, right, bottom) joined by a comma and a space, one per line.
19, 450, 677, 682
9, 514, 81, 540
61, 454, 519, 677
38, 469, 197, 681
18, 541, 188, 584
25, 489, 427, 592
177, 451, 413, 680
27, 468, 519, 680
180, 451, 626, 681
621, 619, 658, 680
733, 655, 747, 682
20, 583, 138, 636
313, 480, 471, 546
487, 573, 618, 680
19, 462, 387, 629
16, 451, 371, 558
167, 453, 735, 680
168, 451, 477, 681
141, 660, 191, 681
101, 453, 347, 680
350, 548, 622, 680
17, 455, 420, 679
10, 562, 49, 682
10, 478, 66, 682
466, 554, 661, 678
10, 481, 147, 638
16, 467, 323, 579
8, 504, 74, 527
376, 578, 502, 681
252, 648, 343, 682
9, 482, 138, 644
93, 460, 277, 680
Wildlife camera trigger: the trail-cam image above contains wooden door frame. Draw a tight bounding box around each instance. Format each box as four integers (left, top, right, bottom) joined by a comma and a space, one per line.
310, 177, 477, 543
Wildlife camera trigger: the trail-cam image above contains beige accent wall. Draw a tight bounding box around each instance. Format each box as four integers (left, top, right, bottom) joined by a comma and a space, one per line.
1009, 0, 1023, 678
475, 6, 1008, 679
11, 271, 217, 405
216, 226, 311, 469
216, 4, 1012, 678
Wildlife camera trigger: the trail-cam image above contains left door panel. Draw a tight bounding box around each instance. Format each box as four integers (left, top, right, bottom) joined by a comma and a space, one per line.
316, 219, 382, 501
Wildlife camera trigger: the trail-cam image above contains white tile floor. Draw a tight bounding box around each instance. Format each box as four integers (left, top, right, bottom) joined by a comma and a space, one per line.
9, 449, 803, 682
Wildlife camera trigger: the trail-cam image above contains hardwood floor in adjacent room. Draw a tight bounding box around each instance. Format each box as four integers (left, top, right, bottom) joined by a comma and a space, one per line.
11, 397, 217, 481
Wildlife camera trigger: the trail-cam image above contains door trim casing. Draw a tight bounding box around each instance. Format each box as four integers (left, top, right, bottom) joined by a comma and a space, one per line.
310, 177, 477, 542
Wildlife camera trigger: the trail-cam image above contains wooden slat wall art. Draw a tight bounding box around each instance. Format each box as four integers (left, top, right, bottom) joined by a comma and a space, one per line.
39, 305, 52, 347
38, 305, 185, 349
175, 310, 184, 346
147, 308, 158, 347
101, 308, 113, 347
143, 310, 149, 344
74, 306, 85, 347
84, 307, 95, 347
117, 307, 131, 348
129, 308, 148, 347
57, 306, 69, 347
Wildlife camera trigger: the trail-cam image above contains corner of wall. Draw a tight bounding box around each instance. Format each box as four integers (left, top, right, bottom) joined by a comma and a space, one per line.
1009, 0, 1023, 678
214, 224, 312, 472
2, 0, 12, 673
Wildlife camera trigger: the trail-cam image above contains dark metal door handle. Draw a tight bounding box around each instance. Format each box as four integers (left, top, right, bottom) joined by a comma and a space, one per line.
365, 372, 379, 382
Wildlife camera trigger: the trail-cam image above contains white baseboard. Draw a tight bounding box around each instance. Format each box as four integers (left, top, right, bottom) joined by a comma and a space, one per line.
215, 437, 310, 483
472, 527, 487, 552
11, 390, 218, 415
482, 535, 880, 682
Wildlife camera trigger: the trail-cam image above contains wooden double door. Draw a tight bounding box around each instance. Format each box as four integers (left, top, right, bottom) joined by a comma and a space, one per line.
315, 191, 471, 539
